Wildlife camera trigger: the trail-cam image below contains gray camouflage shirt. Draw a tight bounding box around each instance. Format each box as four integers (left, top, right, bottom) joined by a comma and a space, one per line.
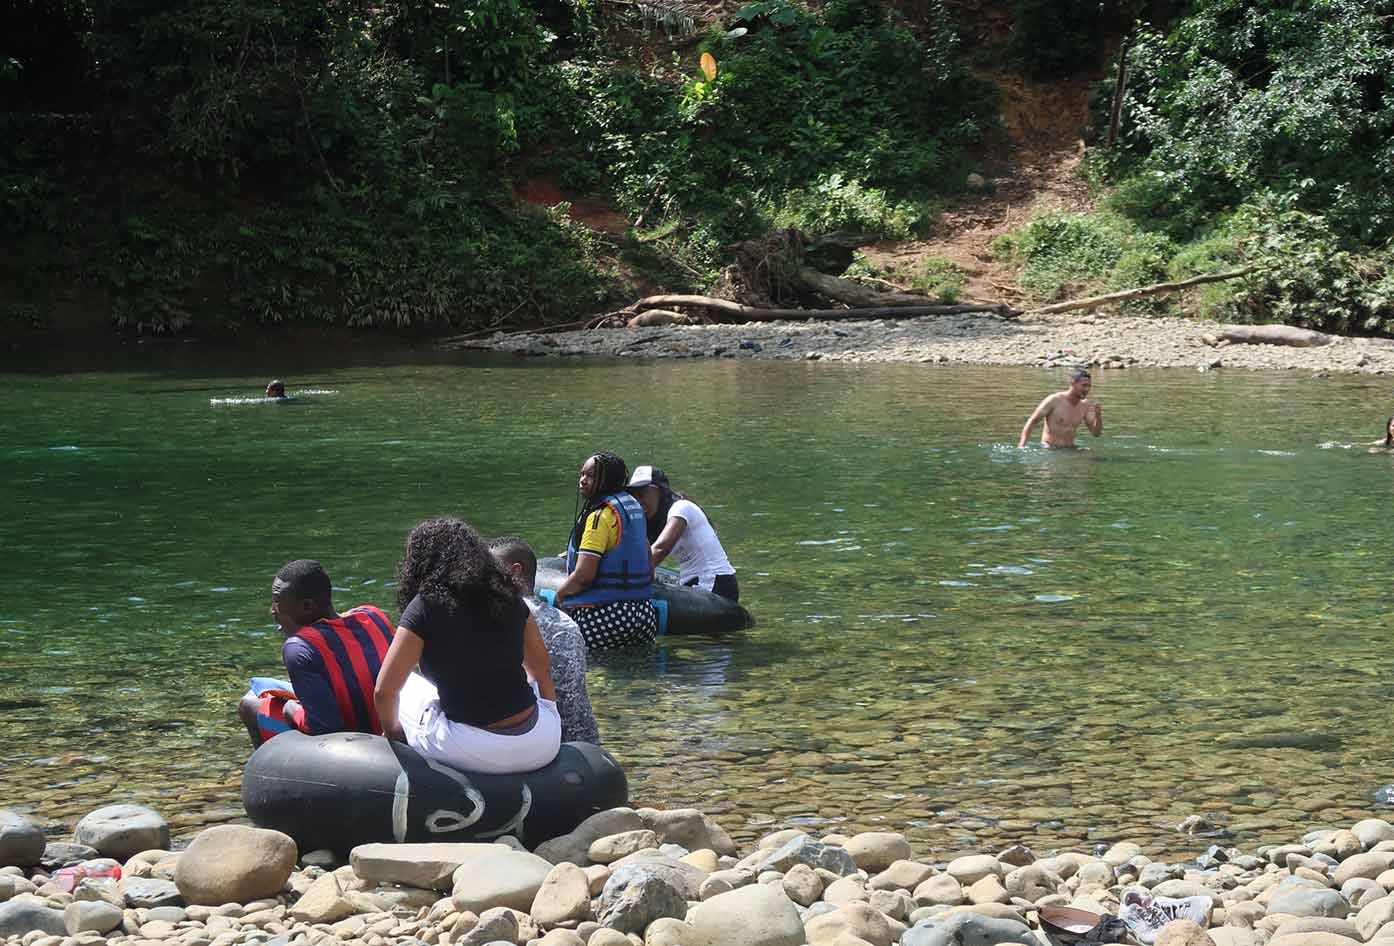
526, 596, 601, 745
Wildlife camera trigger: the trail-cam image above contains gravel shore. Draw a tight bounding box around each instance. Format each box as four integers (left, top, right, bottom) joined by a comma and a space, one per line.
457, 313, 1394, 375
8, 801, 1394, 946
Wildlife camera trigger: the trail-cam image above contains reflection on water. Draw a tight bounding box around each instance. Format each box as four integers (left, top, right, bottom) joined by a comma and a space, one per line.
1, 356, 1392, 856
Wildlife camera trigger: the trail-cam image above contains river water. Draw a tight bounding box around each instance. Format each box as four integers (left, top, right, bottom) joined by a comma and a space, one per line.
3, 350, 1392, 857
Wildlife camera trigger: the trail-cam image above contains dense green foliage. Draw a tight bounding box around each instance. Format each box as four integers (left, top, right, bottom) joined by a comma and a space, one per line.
1, 0, 988, 335
1001, 0, 1394, 333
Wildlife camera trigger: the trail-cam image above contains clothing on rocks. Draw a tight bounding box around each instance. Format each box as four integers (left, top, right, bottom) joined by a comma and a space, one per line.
397, 672, 561, 774
568, 598, 659, 651
526, 596, 601, 745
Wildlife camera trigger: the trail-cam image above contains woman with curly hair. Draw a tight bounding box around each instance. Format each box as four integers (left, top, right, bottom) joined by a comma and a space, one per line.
374, 517, 561, 774
553, 452, 659, 650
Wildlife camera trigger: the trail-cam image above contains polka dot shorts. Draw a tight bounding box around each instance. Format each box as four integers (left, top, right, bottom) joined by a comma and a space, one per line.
566, 599, 658, 651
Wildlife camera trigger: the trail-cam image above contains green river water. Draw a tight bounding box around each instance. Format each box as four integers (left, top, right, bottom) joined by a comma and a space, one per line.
3, 350, 1393, 858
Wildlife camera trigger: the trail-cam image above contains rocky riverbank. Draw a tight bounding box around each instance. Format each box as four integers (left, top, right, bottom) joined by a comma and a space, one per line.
454, 313, 1394, 374
7, 802, 1394, 946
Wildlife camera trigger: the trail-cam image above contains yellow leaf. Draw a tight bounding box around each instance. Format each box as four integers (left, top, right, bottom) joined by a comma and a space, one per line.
700, 52, 718, 80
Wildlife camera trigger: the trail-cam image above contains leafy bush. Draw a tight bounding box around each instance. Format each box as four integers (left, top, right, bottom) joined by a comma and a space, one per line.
905, 256, 966, 301
1009, 0, 1118, 78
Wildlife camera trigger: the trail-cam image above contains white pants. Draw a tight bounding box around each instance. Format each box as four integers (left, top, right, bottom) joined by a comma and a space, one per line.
398, 672, 561, 774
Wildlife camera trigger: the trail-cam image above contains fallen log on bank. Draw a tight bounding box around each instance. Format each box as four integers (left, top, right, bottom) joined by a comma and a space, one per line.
1216, 324, 1334, 347
1027, 266, 1256, 316
617, 293, 1017, 322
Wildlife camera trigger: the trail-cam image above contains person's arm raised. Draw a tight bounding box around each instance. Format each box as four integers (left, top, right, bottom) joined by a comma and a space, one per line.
650, 516, 688, 570
1085, 401, 1103, 436
1018, 395, 1054, 448
374, 626, 425, 742
521, 614, 555, 701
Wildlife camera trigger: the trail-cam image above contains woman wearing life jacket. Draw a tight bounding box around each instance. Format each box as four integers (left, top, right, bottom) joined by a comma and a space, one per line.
627, 465, 739, 603
553, 453, 659, 650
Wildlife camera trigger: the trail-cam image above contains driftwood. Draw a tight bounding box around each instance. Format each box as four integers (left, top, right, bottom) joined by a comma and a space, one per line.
1027, 266, 1255, 316
1217, 324, 1334, 348
615, 293, 1017, 322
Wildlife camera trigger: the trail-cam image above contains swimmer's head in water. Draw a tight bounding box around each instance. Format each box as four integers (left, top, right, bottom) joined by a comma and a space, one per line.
1385, 416, 1394, 446
266, 380, 286, 398
1069, 368, 1091, 397
488, 535, 537, 591
271, 559, 332, 635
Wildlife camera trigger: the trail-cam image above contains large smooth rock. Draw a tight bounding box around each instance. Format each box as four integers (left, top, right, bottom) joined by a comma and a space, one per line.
1154, 880, 1221, 901
1272, 918, 1360, 941
1210, 929, 1266, 946
0, 876, 37, 902
805, 901, 897, 946
1269, 935, 1369, 946
450, 849, 553, 914
752, 836, 857, 877
945, 855, 1004, 886
1336, 853, 1394, 887
843, 833, 912, 874
637, 808, 736, 856
595, 864, 687, 934
117, 877, 182, 908
782, 863, 823, 907
531, 862, 592, 926
1269, 888, 1351, 919
0, 900, 67, 937
352, 842, 500, 890
1355, 896, 1394, 940
535, 808, 644, 866
0, 811, 45, 869
63, 901, 123, 935
73, 805, 169, 862
174, 825, 297, 906
686, 883, 805, 946
645, 917, 697, 946
1353, 821, 1394, 850
900, 911, 1034, 946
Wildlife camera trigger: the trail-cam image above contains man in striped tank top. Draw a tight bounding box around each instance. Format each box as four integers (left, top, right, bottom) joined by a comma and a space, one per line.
237, 559, 394, 747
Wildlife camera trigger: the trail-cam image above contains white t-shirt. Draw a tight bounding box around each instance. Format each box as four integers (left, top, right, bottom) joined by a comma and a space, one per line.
667, 499, 734, 584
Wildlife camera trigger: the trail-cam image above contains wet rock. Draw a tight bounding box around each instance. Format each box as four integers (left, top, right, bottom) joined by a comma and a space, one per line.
174, 825, 297, 906
998, 845, 1035, 868
595, 864, 687, 934
0, 812, 45, 869
685, 883, 805, 946
73, 806, 169, 862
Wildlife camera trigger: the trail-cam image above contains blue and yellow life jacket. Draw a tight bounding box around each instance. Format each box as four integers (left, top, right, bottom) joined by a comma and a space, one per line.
564, 491, 652, 607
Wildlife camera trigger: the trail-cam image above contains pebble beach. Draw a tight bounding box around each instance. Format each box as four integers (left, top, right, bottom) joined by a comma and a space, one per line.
457, 313, 1394, 375
7, 802, 1394, 946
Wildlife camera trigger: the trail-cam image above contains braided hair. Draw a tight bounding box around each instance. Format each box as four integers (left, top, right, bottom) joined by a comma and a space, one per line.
570, 452, 628, 550
397, 518, 520, 623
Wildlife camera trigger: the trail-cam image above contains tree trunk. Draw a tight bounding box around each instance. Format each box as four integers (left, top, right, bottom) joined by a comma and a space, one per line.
1028, 266, 1254, 316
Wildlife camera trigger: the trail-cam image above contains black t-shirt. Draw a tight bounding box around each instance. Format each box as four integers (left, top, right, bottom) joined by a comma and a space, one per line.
399, 592, 535, 727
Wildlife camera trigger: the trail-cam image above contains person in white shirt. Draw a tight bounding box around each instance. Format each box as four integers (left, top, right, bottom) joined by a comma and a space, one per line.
626, 465, 739, 602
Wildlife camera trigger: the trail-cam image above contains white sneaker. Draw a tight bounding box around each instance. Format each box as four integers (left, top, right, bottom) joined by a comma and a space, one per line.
1119, 888, 1211, 944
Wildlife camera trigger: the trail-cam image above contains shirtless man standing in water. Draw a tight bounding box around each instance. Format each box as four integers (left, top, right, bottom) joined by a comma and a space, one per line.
1018, 369, 1103, 448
